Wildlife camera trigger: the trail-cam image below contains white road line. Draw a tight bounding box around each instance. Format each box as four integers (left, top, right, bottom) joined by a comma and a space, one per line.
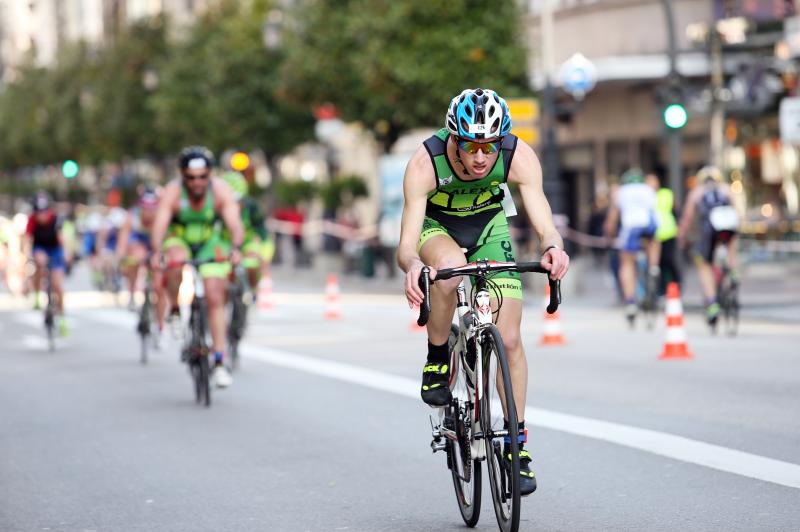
69, 308, 800, 490
240, 342, 800, 490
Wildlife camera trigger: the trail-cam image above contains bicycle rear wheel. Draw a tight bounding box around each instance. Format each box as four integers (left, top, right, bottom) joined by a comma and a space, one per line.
138, 297, 151, 365
199, 353, 211, 407
45, 278, 55, 352
446, 324, 481, 527
723, 281, 739, 336
480, 325, 520, 532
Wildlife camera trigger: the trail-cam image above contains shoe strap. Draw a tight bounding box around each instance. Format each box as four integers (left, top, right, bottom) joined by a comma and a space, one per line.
423, 363, 448, 374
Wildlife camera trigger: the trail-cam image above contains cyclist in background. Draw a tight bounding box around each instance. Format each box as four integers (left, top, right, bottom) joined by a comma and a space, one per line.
221, 170, 274, 290
96, 206, 127, 292
116, 189, 159, 308
646, 172, 681, 294
150, 146, 244, 388
23, 193, 68, 335
678, 165, 739, 326
604, 168, 660, 324
398, 88, 570, 496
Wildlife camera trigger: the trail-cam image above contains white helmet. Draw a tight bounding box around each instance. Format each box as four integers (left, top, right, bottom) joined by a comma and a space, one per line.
445, 88, 512, 140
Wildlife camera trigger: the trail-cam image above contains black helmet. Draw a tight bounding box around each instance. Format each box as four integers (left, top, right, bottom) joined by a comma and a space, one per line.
32, 191, 52, 212
178, 146, 215, 170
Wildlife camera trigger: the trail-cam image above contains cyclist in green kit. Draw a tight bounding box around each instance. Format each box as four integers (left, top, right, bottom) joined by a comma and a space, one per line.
150, 146, 245, 388
398, 88, 569, 495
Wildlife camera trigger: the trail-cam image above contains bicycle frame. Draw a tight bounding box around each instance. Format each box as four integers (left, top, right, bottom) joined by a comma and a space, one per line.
425, 260, 560, 457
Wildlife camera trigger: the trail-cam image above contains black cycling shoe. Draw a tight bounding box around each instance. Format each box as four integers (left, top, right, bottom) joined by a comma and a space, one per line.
504, 447, 537, 496
420, 362, 452, 406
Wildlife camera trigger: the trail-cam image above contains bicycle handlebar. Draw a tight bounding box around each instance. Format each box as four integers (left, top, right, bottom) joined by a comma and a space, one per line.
416, 260, 562, 326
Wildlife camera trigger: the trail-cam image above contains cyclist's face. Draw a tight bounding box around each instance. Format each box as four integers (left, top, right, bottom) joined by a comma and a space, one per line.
455, 137, 501, 178
182, 168, 210, 199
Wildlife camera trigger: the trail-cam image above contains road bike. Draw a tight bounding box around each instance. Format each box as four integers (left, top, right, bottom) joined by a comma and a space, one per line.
226, 266, 250, 371
418, 260, 561, 532
712, 239, 739, 336
167, 259, 215, 407
41, 259, 56, 352
136, 264, 159, 364
633, 248, 658, 330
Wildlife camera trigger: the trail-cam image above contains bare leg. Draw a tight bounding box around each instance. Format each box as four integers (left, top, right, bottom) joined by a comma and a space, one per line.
697, 260, 716, 302
494, 297, 526, 421
204, 277, 228, 356
618, 251, 637, 302
164, 246, 187, 310
419, 235, 465, 346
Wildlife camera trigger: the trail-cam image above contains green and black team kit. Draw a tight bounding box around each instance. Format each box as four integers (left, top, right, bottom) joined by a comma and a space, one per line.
222, 196, 275, 269
164, 186, 231, 278
419, 128, 522, 299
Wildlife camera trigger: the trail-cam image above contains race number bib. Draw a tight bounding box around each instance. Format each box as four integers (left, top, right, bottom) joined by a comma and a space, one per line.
621, 207, 651, 229
709, 206, 739, 231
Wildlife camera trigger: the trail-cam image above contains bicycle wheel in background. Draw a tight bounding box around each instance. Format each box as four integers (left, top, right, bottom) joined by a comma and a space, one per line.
44, 274, 55, 352
228, 286, 246, 371
722, 277, 739, 337
137, 293, 151, 365
445, 324, 481, 528
480, 324, 520, 532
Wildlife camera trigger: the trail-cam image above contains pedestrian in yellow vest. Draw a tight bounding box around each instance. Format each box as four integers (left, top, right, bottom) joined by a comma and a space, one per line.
647, 173, 681, 294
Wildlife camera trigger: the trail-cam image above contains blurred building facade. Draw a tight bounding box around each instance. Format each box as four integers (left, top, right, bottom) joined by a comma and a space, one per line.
0, 0, 208, 82
526, 0, 800, 236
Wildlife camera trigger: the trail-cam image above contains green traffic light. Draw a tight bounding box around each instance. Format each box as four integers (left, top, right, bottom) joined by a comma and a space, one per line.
62, 160, 79, 179
664, 104, 688, 129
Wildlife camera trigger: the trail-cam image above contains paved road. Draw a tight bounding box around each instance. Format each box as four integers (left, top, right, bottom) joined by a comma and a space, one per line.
2, 281, 800, 531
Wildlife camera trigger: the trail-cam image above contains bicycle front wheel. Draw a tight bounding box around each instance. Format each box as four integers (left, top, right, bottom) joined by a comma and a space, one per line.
480, 325, 520, 532
446, 324, 481, 527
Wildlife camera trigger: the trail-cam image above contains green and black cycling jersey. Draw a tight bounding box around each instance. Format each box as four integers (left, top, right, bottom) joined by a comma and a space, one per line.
422, 128, 518, 251
169, 186, 221, 247
419, 128, 523, 299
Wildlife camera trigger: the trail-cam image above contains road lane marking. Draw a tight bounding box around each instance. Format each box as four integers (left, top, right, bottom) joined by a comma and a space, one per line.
240, 342, 800, 490
71, 308, 800, 490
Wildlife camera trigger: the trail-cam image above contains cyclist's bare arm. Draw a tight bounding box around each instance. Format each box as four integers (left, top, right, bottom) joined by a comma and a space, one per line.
150, 181, 181, 255
212, 179, 245, 248
604, 188, 620, 238
507, 141, 569, 280
677, 186, 702, 246
397, 146, 436, 306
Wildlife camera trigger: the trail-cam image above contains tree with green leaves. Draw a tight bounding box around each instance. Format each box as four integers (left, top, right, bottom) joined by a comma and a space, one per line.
280, 0, 530, 149
151, 0, 314, 159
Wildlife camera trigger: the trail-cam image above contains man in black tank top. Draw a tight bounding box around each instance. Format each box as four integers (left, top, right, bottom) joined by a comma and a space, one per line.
678, 166, 740, 325
397, 88, 570, 496
24, 193, 69, 334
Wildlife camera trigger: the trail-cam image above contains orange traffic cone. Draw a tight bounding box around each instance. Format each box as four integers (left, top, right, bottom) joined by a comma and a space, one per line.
659, 282, 693, 360
539, 284, 566, 345
324, 273, 342, 320
257, 274, 275, 311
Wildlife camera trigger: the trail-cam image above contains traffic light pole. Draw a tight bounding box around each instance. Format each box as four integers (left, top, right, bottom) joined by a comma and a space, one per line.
540, 0, 566, 218
661, 0, 684, 206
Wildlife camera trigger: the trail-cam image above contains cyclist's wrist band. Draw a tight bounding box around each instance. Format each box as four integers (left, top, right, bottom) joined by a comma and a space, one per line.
543, 244, 559, 254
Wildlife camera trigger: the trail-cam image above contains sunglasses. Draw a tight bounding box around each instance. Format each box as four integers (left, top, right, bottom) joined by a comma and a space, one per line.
456, 138, 502, 155
183, 172, 210, 182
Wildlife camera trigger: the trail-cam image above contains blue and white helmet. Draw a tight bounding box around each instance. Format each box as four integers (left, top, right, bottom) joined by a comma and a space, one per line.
446, 88, 512, 140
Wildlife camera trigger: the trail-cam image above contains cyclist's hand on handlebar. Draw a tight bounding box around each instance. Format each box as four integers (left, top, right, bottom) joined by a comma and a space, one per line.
405, 259, 436, 308
541, 246, 570, 280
